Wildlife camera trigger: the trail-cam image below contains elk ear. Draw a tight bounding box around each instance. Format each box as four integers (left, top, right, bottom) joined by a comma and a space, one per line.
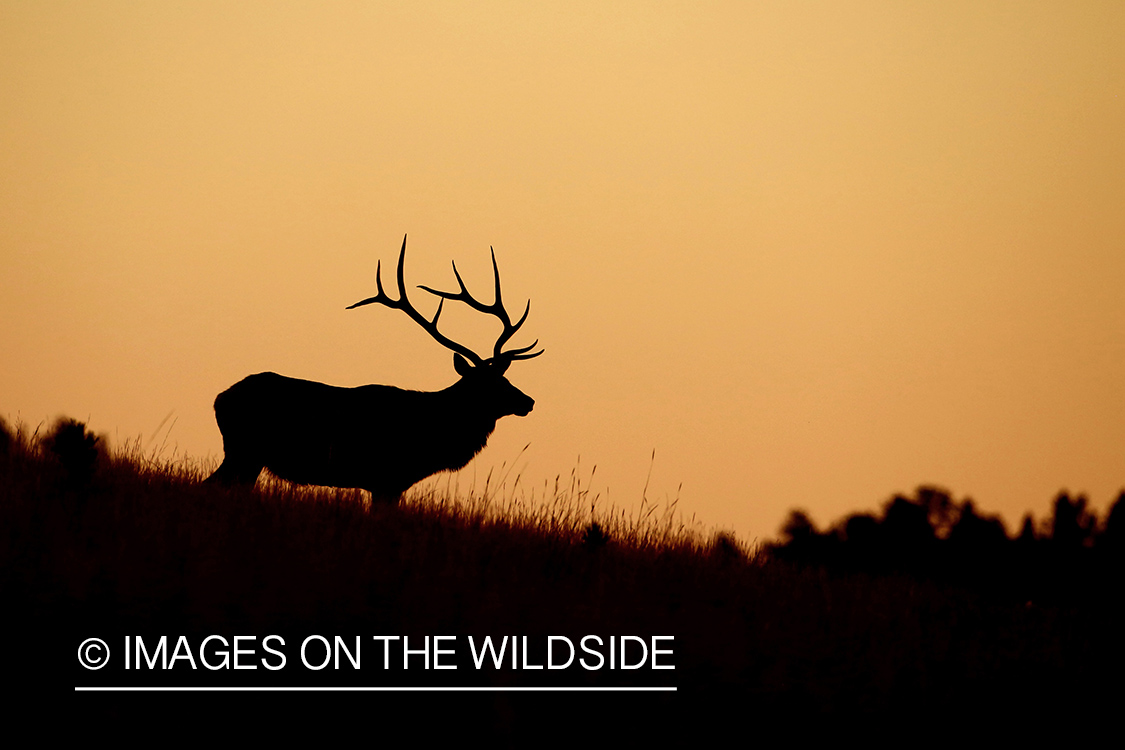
453, 353, 474, 377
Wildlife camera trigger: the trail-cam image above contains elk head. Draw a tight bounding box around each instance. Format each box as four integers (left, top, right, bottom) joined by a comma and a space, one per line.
345, 235, 543, 418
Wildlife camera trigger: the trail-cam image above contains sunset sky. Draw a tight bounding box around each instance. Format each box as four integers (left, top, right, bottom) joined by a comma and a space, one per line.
3, 2, 1123, 542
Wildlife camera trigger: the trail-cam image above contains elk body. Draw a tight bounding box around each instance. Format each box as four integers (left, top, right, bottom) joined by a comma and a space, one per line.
206, 236, 542, 503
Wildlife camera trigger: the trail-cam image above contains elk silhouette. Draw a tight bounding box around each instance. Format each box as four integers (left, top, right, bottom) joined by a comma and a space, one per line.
206, 236, 543, 502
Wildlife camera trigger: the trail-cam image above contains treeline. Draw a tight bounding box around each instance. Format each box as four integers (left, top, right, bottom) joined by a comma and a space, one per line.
772, 485, 1125, 604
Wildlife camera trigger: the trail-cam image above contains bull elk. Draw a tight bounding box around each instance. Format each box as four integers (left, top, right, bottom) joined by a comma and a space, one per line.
205, 235, 543, 502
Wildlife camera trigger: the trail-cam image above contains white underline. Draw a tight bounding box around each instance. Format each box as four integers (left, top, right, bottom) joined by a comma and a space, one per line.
76, 686, 677, 692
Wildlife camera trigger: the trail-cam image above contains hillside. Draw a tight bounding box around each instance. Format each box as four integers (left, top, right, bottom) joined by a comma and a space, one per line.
5, 418, 1122, 738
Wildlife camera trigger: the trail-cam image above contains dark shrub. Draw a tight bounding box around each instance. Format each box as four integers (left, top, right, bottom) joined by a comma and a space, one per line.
44, 417, 103, 486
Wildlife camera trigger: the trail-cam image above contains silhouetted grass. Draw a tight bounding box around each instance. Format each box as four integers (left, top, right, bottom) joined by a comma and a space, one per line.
5, 417, 1123, 739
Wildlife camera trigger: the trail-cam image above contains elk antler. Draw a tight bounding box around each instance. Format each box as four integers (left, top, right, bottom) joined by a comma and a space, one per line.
346, 235, 485, 367
418, 247, 544, 371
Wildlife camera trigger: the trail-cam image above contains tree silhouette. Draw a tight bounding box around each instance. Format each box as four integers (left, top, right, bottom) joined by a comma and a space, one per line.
773, 485, 1125, 605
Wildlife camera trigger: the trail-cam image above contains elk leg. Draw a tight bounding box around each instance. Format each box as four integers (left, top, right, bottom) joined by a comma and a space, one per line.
366, 486, 405, 505
205, 455, 263, 487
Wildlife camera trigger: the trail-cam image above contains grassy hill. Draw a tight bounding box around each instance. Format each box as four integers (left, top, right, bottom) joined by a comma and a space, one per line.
5, 417, 1122, 739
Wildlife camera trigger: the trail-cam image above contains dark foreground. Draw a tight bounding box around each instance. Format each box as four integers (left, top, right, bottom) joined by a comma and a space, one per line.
5, 419, 1122, 740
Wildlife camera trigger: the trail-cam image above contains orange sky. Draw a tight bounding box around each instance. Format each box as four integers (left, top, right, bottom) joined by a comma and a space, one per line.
2, 2, 1123, 542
